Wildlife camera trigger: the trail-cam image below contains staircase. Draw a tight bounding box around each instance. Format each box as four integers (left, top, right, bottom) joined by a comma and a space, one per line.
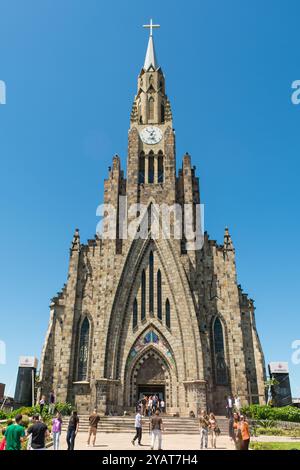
62, 415, 229, 435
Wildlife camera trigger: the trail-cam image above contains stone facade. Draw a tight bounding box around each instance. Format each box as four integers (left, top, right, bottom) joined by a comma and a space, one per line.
38, 36, 266, 416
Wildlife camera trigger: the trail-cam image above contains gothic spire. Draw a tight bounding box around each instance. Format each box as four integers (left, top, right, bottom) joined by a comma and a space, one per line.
143, 19, 160, 71
144, 35, 158, 70
70, 228, 80, 252
224, 227, 234, 251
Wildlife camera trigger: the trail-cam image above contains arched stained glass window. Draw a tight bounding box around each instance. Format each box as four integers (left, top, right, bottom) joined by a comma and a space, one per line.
213, 317, 228, 385
78, 317, 90, 381
166, 299, 171, 329
157, 270, 162, 320
161, 103, 165, 123
148, 152, 154, 184
141, 270, 146, 321
139, 152, 145, 184
149, 251, 154, 315
149, 97, 154, 120
158, 151, 164, 183
133, 298, 138, 329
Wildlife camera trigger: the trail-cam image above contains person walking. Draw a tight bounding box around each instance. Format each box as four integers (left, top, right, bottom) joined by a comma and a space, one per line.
49, 390, 56, 415
152, 395, 157, 413
199, 409, 209, 449
160, 399, 165, 414
87, 409, 101, 447
208, 412, 218, 449
39, 395, 46, 415
131, 408, 143, 446
27, 414, 49, 450
4, 414, 26, 451
234, 395, 241, 413
232, 412, 242, 450
240, 415, 250, 450
52, 412, 62, 450
140, 396, 147, 416
151, 410, 164, 450
66, 411, 79, 450
226, 395, 233, 418
148, 396, 153, 416
145, 396, 149, 416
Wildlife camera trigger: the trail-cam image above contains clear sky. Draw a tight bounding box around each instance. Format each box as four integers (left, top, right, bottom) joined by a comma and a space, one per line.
0, 0, 299, 399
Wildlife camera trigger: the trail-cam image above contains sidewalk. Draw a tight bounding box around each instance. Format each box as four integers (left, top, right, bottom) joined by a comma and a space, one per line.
56, 431, 235, 451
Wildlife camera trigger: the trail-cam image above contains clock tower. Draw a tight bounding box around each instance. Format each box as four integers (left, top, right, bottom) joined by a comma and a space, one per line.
39, 20, 266, 417
127, 21, 176, 207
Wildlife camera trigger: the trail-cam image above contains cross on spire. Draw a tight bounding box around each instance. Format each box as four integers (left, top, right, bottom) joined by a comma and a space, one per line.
143, 18, 160, 37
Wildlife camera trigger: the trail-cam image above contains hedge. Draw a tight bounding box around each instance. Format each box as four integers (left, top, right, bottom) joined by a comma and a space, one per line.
241, 405, 300, 423
0, 402, 73, 420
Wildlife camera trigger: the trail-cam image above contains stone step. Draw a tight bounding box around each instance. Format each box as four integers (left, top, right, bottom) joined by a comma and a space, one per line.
61, 416, 229, 435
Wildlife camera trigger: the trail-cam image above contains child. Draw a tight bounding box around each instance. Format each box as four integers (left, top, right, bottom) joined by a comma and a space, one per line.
0, 428, 6, 451
0, 420, 13, 451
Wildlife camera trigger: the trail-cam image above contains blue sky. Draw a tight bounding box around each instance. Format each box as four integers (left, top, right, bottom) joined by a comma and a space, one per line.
0, 0, 299, 399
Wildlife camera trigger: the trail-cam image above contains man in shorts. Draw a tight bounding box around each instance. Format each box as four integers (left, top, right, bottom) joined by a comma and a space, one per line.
87, 408, 101, 447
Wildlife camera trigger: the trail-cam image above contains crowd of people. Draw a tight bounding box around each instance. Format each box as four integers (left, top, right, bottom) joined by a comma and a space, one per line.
229, 412, 250, 450
136, 395, 165, 416
198, 410, 220, 449
0, 409, 97, 451
132, 407, 164, 449
0, 392, 251, 451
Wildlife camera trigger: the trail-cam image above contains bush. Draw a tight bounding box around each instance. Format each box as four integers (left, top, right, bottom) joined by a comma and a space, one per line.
255, 419, 275, 428
55, 402, 73, 416
255, 427, 284, 436
240, 405, 300, 423
0, 402, 73, 421
0, 410, 7, 420
255, 427, 300, 437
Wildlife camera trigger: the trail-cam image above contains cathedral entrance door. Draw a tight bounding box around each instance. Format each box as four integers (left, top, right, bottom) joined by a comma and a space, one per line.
131, 351, 170, 411
137, 384, 165, 401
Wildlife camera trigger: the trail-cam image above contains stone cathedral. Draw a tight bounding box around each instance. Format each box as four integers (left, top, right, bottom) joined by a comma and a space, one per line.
39, 25, 266, 415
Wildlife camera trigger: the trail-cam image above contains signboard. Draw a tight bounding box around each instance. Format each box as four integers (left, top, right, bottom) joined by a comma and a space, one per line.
18, 356, 38, 369
269, 362, 289, 374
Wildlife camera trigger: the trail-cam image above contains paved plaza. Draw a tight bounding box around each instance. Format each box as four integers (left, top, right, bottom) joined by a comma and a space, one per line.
57, 431, 235, 451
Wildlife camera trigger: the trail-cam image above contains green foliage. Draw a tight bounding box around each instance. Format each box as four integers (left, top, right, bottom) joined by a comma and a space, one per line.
255, 419, 275, 428
255, 427, 300, 437
0, 402, 73, 421
250, 441, 300, 450
0, 410, 7, 420
240, 405, 300, 423
54, 402, 73, 416
264, 378, 279, 388
255, 427, 284, 436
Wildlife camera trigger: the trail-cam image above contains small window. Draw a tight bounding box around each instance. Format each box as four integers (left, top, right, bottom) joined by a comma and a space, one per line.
141, 270, 146, 321
148, 152, 154, 184
158, 152, 164, 183
133, 298, 138, 329
157, 270, 162, 320
139, 152, 145, 184
149, 251, 154, 314
166, 299, 171, 328
78, 317, 90, 381
161, 103, 165, 123
149, 97, 154, 121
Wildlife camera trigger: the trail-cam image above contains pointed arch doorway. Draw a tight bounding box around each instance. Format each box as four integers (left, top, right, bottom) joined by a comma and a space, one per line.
136, 355, 166, 403
128, 348, 172, 412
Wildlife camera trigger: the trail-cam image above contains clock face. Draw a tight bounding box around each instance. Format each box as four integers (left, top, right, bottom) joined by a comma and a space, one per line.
140, 126, 163, 145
